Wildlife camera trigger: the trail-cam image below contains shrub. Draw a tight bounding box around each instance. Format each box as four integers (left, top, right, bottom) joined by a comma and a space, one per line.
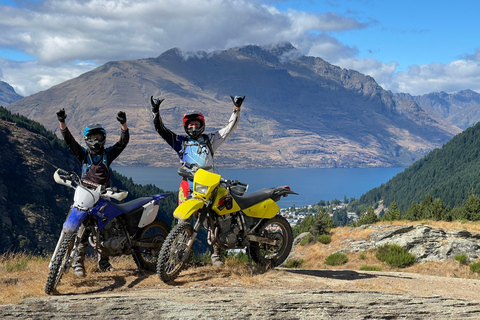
309, 218, 331, 237
317, 234, 332, 244
359, 252, 366, 260
375, 244, 390, 262
325, 252, 348, 266
283, 258, 305, 268
359, 265, 382, 271
299, 234, 315, 246
470, 261, 480, 274
226, 250, 250, 264
454, 254, 469, 265
375, 244, 416, 268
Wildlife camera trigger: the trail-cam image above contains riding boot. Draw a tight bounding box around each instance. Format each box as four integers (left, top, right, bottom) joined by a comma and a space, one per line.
211, 245, 224, 267
72, 240, 87, 277
98, 253, 114, 272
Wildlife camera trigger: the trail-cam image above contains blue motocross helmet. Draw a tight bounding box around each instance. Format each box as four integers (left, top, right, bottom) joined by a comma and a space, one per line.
84, 124, 106, 152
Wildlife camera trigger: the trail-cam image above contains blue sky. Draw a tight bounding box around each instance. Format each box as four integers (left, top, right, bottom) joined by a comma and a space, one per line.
0, 0, 479, 97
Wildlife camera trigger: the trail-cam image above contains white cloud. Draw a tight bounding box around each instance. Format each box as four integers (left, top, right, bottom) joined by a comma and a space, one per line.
0, 0, 479, 98
0, 58, 95, 96
0, 0, 372, 95
390, 59, 480, 95
331, 53, 480, 96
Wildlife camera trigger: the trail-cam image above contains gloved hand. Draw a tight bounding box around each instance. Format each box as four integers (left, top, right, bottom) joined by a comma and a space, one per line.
150, 96, 165, 113
230, 95, 245, 108
56, 108, 67, 122
117, 111, 127, 124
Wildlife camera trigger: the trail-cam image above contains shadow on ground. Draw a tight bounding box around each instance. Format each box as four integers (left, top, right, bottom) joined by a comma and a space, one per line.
282, 269, 413, 281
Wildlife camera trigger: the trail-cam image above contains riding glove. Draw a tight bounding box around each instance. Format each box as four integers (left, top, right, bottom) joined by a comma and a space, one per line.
230, 95, 245, 108
56, 108, 67, 122
150, 96, 165, 113
117, 111, 127, 124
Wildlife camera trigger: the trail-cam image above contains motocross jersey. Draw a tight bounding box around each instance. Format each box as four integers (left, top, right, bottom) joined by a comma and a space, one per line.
153, 109, 240, 171
61, 127, 129, 186
180, 135, 214, 170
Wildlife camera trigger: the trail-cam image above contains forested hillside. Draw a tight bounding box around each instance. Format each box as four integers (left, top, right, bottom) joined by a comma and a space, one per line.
0, 107, 177, 254
357, 121, 480, 212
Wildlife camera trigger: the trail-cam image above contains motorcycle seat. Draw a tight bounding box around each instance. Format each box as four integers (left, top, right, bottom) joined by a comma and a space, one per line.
109, 197, 153, 214
231, 188, 276, 209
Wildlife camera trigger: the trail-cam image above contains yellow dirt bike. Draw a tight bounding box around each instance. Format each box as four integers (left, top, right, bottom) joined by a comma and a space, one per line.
157, 166, 298, 283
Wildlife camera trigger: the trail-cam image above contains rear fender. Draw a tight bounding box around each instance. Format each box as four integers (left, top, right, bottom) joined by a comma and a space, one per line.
174, 199, 204, 220
152, 193, 172, 204
137, 193, 172, 228
138, 200, 159, 228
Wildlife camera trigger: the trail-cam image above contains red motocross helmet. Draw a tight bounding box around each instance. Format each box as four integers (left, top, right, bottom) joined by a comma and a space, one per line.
183, 111, 205, 138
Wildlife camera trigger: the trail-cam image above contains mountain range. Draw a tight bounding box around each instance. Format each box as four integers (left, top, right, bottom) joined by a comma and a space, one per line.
2, 43, 465, 168
0, 81, 23, 107
395, 89, 480, 130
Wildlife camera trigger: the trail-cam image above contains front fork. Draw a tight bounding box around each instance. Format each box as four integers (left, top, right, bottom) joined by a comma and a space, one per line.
48, 225, 86, 271
182, 205, 208, 263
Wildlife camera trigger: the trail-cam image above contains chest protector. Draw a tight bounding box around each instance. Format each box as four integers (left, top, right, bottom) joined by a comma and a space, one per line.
180, 135, 214, 171
82, 152, 110, 186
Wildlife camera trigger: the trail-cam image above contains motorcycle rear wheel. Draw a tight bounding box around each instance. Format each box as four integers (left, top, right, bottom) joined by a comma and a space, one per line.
44, 233, 76, 295
157, 221, 193, 282
134, 219, 171, 271
250, 215, 293, 268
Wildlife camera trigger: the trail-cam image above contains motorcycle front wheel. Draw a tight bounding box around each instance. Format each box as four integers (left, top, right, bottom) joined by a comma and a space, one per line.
134, 219, 171, 271
250, 215, 293, 268
44, 233, 76, 295
157, 221, 193, 283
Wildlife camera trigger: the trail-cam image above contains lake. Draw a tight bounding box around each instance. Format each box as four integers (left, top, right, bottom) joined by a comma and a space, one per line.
111, 166, 406, 208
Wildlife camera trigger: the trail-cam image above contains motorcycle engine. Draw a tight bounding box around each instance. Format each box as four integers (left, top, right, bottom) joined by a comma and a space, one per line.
90, 219, 128, 256
216, 214, 242, 248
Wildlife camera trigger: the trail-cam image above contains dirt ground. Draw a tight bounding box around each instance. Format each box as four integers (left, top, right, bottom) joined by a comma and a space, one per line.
2, 265, 480, 319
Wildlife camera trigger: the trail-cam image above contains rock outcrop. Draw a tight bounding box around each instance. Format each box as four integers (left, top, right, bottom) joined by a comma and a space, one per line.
342, 224, 480, 263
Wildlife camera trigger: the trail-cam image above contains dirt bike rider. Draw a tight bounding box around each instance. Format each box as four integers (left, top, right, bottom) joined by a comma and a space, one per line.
56, 108, 129, 277
150, 94, 244, 266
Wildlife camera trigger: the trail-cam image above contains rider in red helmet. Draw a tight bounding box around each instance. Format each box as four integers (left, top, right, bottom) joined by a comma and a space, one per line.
150, 94, 244, 266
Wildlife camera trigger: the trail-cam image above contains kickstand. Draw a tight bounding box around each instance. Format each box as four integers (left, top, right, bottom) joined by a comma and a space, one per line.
246, 245, 254, 276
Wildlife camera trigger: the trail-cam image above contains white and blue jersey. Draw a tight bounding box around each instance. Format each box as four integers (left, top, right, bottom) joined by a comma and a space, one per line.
153, 109, 240, 172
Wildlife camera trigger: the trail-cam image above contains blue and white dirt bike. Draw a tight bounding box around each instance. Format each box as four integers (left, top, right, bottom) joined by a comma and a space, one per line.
45, 168, 171, 295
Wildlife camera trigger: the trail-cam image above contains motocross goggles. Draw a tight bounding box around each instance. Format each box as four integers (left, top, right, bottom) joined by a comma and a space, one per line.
85, 132, 106, 143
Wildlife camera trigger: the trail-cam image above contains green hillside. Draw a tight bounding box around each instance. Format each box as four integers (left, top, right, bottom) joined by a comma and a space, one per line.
358, 122, 480, 212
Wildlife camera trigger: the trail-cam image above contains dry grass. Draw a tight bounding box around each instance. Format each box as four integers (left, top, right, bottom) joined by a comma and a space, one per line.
0, 253, 269, 305
2, 220, 480, 305
376, 219, 480, 233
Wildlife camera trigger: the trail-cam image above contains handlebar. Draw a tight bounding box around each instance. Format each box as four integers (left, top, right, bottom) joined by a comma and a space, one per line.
53, 168, 128, 200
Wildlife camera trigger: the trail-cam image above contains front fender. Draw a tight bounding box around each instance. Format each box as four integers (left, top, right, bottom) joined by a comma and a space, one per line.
62, 207, 88, 233
174, 199, 204, 220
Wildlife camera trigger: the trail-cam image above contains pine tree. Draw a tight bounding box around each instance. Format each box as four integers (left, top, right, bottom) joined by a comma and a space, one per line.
357, 206, 378, 226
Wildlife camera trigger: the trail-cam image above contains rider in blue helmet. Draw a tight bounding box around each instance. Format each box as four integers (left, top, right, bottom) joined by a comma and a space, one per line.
56, 108, 129, 276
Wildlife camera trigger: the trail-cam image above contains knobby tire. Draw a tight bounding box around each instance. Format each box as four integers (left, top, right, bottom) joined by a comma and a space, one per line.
44, 233, 76, 295
250, 215, 293, 268
157, 221, 193, 283
134, 219, 171, 271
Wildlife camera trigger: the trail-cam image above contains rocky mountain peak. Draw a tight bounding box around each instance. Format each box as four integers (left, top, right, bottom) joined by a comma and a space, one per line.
0, 81, 23, 106
4, 43, 461, 168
